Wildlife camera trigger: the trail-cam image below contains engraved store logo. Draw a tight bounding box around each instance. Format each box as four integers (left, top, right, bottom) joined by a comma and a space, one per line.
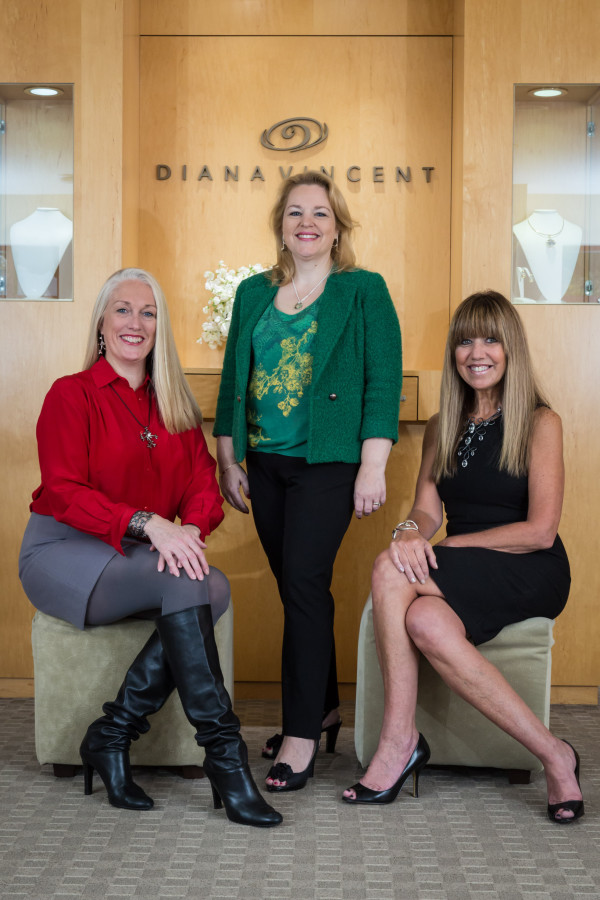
155, 116, 435, 185
260, 117, 328, 152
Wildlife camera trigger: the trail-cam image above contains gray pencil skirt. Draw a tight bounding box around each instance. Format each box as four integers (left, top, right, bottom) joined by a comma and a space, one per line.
19, 513, 122, 629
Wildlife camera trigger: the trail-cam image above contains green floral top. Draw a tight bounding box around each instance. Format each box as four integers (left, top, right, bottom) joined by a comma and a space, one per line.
246, 300, 319, 456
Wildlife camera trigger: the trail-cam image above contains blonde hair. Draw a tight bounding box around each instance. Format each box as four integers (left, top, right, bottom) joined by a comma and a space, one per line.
269, 170, 357, 284
83, 268, 202, 434
433, 291, 550, 481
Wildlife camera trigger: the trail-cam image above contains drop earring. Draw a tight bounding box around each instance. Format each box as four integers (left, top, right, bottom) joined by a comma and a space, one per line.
332, 237, 339, 251
98, 333, 106, 356
281, 236, 286, 251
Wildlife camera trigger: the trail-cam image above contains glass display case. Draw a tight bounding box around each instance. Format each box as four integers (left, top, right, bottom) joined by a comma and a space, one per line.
512, 84, 600, 304
0, 84, 73, 301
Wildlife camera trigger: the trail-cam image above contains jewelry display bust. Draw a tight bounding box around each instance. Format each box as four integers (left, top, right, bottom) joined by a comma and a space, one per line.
10, 208, 73, 299
512, 209, 582, 304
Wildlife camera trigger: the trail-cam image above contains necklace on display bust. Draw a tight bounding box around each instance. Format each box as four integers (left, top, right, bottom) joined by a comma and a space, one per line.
457, 407, 502, 469
109, 384, 158, 449
527, 214, 565, 246
292, 267, 332, 310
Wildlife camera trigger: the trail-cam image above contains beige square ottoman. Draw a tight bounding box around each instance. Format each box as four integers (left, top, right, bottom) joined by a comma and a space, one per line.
355, 594, 554, 780
31, 605, 234, 773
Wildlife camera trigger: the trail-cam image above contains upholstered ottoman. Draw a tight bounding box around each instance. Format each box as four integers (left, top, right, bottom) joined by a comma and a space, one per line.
31, 605, 234, 774
355, 594, 554, 780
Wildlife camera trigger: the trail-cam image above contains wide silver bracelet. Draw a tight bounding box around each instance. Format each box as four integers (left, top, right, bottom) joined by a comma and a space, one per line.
126, 510, 155, 539
392, 519, 419, 540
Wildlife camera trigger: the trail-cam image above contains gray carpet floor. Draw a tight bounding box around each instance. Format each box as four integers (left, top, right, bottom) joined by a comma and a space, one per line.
0, 699, 598, 899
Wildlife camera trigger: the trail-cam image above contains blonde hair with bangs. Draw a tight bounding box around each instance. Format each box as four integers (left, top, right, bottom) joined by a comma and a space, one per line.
269, 170, 357, 284
83, 268, 202, 434
433, 291, 550, 482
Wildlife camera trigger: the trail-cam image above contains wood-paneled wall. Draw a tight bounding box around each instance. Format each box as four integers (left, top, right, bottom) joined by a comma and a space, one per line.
138, 34, 452, 373
140, 0, 454, 37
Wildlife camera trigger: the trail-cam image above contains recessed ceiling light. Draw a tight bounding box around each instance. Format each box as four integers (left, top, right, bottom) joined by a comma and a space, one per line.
24, 86, 64, 97
529, 87, 567, 98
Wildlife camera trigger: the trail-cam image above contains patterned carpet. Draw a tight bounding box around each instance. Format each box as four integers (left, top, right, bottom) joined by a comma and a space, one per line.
0, 699, 598, 900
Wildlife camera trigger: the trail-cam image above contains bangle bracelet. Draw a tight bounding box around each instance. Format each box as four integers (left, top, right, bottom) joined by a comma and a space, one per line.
392, 519, 419, 540
219, 462, 238, 477
127, 510, 155, 539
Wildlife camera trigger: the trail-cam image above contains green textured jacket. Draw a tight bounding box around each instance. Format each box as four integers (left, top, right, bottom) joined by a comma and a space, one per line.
213, 268, 403, 464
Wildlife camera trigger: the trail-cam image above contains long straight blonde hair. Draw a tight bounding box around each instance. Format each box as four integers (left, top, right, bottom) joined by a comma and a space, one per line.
433, 291, 550, 482
268, 170, 357, 284
83, 268, 202, 434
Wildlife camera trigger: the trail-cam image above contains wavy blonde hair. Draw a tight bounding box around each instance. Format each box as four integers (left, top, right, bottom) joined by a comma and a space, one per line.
433, 291, 550, 481
269, 170, 357, 284
83, 268, 202, 433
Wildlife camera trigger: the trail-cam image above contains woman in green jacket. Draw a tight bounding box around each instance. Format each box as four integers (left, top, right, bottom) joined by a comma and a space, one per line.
214, 171, 402, 792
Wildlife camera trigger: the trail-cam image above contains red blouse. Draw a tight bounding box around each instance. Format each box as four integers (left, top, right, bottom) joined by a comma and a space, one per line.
30, 357, 224, 553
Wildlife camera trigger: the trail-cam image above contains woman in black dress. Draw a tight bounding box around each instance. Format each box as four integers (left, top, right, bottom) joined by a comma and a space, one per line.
343, 291, 583, 824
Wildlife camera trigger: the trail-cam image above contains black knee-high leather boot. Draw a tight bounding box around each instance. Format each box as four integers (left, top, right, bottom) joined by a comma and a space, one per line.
156, 604, 283, 828
80, 629, 175, 810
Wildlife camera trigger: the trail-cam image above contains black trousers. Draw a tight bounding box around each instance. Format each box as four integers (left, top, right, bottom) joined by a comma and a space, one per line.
246, 451, 359, 740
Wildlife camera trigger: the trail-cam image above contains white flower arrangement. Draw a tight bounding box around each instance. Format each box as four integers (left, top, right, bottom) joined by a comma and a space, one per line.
198, 261, 267, 348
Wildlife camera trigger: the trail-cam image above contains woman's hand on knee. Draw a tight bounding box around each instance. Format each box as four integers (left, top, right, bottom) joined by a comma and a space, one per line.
388, 533, 437, 585
144, 516, 210, 580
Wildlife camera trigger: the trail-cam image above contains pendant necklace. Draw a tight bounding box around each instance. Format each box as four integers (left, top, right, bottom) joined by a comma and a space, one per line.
110, 384, 158, 449
527, 215, 564, 247
457, 407, 502, 468
292, 267, 332, 310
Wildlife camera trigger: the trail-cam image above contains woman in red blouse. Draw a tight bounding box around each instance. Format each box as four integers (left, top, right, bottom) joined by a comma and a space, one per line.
19, 268, 281, 828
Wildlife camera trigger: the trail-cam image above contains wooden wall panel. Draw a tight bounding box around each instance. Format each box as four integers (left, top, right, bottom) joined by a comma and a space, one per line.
139, 35, 452, 372
141, 0, 453, 37
458, 0, 600, 695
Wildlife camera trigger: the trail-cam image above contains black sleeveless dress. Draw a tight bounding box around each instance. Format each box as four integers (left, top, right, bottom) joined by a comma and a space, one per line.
428, 415, 570, 646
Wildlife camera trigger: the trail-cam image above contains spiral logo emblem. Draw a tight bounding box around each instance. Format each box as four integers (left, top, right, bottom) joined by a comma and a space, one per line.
260, 117, 329, 153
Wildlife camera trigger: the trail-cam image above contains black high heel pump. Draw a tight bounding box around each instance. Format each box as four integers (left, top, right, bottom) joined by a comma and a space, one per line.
342, 733, 431, 805
547, 740, 584, 824
262, 718, 342, 759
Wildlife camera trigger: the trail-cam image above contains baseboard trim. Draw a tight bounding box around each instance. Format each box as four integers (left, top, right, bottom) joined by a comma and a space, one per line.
0, 678, 34, 698
550, 685, 598, 705
234, 681, 357, 701
3, 678, 595, 706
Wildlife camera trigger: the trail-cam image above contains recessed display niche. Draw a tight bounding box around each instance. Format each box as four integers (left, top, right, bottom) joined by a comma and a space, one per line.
0, 84, 73, 301
512, 84, 600, 304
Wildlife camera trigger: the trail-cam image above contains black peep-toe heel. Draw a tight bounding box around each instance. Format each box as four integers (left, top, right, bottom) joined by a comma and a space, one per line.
266, 741, 320, 792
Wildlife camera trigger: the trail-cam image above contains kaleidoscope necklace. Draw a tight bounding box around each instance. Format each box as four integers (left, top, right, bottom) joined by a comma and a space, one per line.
109, 384, 158, 449
457, 408, 502, 468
